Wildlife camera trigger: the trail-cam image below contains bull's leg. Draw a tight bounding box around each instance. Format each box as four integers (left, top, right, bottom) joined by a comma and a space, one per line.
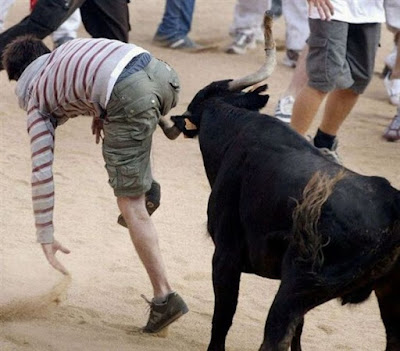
207, 247, 242, 351
259, 283, 309, 351
259, 252, 329, 351
291, 318, 304, 351
375, 266, 400, 351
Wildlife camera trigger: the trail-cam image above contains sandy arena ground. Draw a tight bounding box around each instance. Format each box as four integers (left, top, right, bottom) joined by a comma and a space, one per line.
0, 1, 399, 350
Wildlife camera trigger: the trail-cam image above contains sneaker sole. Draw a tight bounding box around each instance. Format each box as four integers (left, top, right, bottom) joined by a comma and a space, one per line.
154, 40, 218, 53
143, 309, 188, 334
275, 115, 291, 123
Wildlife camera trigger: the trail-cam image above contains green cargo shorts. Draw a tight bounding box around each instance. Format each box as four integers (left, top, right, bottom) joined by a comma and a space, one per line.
103, 57, 180, 197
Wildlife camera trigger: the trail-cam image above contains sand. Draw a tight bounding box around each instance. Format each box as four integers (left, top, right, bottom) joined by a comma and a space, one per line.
0, 1, 399, 350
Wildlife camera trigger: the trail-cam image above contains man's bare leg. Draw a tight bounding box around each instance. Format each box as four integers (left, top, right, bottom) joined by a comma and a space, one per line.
290, 85, 327, 135
117, 195, 172, 299
319, 88, 359, 136
391, 32, 400, 79
284, 45, 309, 98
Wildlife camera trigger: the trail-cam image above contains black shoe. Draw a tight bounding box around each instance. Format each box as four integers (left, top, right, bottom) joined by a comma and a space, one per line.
142, 292, 189, 333
117, 181, 161, 228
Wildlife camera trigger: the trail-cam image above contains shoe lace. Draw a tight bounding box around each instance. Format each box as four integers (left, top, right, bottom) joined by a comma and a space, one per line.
141, 294, 154, 314
278, 95, 294, 115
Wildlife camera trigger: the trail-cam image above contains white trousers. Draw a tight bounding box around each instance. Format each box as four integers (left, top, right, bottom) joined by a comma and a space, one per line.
0, 0, 15, 32
52, 9, 81, 41
282, 0, 309, 51
385, 0, 400, 32
230, 0, 271, 35
230, 0, 309, 51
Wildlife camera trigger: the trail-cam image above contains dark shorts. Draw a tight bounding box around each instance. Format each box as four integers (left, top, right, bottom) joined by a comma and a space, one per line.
307, 19, 381, 94
103, 58, 180, 197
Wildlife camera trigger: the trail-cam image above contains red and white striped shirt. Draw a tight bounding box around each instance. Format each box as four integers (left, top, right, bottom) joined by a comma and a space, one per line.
16, 38, 148, 243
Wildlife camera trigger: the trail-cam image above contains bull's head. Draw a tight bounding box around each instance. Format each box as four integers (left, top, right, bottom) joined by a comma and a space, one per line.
159, 11, 276, 140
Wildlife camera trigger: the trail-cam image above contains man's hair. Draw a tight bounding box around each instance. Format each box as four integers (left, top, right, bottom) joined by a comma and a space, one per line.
2, 35, 50, 81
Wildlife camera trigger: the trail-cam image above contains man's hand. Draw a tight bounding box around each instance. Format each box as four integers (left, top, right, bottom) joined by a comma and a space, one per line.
308, 0, 334, 21
41, 240, 70, 275
92, 117, 104, 144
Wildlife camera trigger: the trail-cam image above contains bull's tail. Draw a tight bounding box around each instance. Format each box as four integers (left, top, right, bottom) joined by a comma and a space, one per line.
291, 170, 346, 272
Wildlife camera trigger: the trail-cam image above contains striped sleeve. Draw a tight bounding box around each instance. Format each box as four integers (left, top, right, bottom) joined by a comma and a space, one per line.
28, 108, 55, 244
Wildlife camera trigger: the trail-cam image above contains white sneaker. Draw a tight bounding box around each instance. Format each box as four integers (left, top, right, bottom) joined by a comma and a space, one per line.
274, 95, 295, 123
384, 74, 400, 106
384, 47, 397, 70
226, 30, 256, 55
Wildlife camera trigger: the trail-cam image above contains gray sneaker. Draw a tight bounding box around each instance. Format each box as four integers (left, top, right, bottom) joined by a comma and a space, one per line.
317, 139, 342, 165
226, 30, 256, 55
153, 35, 205, 52
142, 292, 189, 333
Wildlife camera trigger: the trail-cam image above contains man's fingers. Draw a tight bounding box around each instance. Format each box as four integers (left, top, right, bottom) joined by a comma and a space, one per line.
326, 0, 334, 15
42, 242, 70, 275
317, 6, 327, 20
49, 256, 69, 275
95, 129, 101, 144
58, 244, 71, 254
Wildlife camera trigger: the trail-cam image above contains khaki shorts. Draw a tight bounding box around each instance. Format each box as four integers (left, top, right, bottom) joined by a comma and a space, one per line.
103, 57, 180, 197
307, 19, 381, 94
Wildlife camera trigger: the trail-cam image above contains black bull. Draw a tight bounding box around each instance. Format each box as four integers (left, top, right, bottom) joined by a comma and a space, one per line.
171, 81, 400, 351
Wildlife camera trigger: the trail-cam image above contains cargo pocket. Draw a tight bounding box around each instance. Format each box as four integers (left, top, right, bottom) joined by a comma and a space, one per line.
119, 164, 140, 190
124, 96, 159, 142
105, 164, 118, 188
306, 37, 328, 83
124, 95, 159, 119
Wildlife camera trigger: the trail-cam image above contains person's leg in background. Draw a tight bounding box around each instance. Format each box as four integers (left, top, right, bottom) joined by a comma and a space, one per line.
281, 0, 309, 68
291, 20, 353, 163
0, 0, 15, 32
80, 0, 130, 43
383, 0, 400, 106
52, 9, 81, 48
292, 21, 380, 163
383, 104, 400, 142
274, 45, 308, 122
226, 0, 270, 55
153, 0, 198, 50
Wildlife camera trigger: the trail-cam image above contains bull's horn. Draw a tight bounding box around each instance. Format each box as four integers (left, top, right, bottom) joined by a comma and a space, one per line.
228, 11, 276, 91
158, 115, 182, 140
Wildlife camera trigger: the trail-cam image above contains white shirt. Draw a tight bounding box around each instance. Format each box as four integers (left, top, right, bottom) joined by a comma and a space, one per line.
309, 0, 385, 23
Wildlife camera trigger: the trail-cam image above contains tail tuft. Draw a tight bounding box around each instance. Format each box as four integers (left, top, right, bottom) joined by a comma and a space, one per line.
292, 170, 346, 272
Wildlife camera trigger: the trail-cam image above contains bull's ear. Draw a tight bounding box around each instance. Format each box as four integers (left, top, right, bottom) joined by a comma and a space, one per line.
251, 84, 268, 94
228, 92, 270, 111
171, 115, 199, 138
171, 115, 187, 132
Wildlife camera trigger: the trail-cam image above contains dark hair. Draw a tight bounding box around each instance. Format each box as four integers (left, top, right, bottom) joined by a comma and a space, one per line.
2, 35, 50, 81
